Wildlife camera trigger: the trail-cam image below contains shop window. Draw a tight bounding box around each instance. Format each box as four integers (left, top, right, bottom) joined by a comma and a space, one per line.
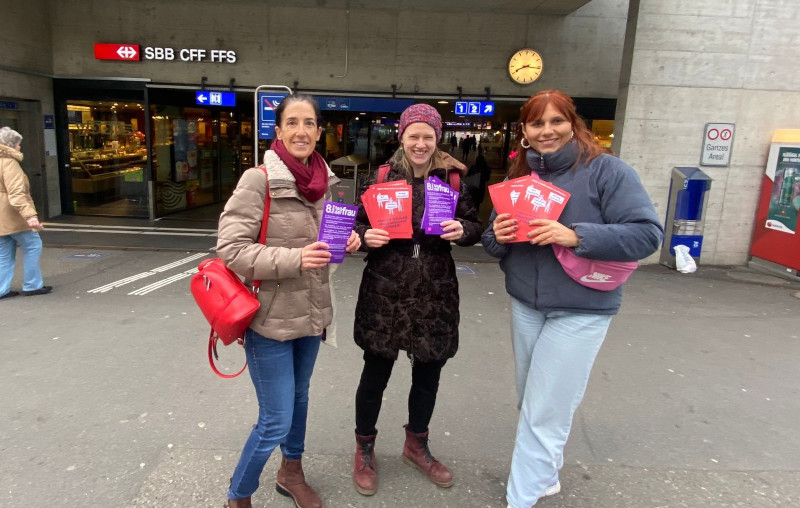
590, 119, 615, 150
67, 101, 148, 217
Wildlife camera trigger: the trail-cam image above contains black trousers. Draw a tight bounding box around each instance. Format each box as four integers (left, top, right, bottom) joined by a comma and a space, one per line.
355, 350, 447, 436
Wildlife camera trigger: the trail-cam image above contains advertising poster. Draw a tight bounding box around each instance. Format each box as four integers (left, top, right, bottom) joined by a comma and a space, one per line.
750, 129, 800, 272
173, 119, 199, 182
765, 147, 800, 234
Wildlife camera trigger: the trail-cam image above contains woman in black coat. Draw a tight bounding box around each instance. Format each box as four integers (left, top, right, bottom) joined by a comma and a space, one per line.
350, 104, 482, 496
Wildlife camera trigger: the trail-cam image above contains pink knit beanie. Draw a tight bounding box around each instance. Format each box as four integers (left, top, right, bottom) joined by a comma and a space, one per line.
397, 104, 442, 142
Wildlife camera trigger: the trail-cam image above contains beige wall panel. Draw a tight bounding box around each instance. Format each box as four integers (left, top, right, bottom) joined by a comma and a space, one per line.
635, 14, 752, 53
638, 0, 754, 17
630, 50, 747, 88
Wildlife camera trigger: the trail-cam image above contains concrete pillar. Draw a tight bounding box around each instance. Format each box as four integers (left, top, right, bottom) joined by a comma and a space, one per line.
614, 0, 800, 265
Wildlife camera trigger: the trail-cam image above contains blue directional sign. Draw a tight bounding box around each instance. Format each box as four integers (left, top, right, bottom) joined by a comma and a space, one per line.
258, 93, 287, 140
196, 91, 236, 107
455, 101, 495, 116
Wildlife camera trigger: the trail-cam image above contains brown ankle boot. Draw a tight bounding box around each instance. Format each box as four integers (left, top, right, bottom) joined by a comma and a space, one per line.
223, 497, 251, 508
224, 477, 252, 508
353, 431, 378, 495
275, 456, 322, 508
401, 424, 453, 488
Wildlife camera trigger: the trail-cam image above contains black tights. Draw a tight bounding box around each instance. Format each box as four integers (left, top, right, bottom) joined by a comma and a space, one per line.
355, 350, 446, 436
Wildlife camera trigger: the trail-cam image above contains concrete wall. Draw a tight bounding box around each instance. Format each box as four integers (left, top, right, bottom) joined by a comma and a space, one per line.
0, 0, 59, 217
48, 0, 629, 98
614, 0, 800, 265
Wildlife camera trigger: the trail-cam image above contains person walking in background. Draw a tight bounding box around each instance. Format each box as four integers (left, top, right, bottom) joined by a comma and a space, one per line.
449, 133, 458, 154
216, 95, 361, 508
465, 151, 491, 208
350, 104, 482, 496
481, 90, 663, 507
0, 126, 51, 299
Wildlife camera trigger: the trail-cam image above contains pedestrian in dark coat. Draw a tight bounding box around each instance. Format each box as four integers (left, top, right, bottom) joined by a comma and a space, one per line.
350, 104, 482, 496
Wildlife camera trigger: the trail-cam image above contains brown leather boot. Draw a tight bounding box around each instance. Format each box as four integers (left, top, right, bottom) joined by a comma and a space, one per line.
223, 478, 252, 508
401, 424, 453, 488
223, 498, 252, 508
275, 456, 322, 508
353, 432, 378, 495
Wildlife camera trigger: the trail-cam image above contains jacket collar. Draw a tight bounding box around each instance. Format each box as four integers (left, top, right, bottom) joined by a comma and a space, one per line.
0, 143, 23, 162
525, 140, 579, 176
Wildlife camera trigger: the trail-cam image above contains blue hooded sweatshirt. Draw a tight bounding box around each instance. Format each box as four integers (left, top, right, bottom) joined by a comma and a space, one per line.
481, 141, 664, 315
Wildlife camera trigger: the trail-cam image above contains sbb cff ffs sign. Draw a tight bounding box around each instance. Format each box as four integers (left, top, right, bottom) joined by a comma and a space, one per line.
94, 43, 236, 63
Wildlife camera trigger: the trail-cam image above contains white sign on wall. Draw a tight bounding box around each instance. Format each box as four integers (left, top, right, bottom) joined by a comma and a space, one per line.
700, 123, 734, 166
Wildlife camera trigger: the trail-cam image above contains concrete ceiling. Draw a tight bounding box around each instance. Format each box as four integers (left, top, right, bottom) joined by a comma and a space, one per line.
270, 0, 594, 15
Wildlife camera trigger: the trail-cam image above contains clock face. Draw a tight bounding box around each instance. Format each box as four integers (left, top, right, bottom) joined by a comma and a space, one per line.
508, 49, 543, 84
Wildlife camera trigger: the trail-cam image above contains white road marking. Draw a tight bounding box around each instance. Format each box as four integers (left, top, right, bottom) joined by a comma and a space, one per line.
87, 253, 210, 293
128, 269, 197, 296
43, 223, 217, 237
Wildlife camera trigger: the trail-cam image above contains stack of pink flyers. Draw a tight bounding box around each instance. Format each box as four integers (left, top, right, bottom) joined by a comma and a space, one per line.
488, 175, 571, 243
361, 180, 413, 239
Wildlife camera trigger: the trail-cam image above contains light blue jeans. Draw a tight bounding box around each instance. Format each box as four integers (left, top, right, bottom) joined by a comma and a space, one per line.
506, 297, 612, 508
228, 330, 322, 500
0, 231, 44, 296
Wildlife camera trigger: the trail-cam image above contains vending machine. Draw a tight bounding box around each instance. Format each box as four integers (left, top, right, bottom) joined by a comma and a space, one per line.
750, 129, 800, 276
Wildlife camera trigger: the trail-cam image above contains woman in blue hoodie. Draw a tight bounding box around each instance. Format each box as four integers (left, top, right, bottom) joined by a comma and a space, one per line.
482, 90, 663, 508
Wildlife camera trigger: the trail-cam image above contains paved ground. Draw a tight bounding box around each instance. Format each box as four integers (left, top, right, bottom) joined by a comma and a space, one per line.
2, 229, 800, 507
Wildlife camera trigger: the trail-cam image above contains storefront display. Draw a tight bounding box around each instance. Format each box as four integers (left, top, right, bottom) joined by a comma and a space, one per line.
67, 102, 148, 216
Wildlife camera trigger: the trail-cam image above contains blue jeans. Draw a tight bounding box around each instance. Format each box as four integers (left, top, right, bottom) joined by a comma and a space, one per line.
228, 330, 322, 500
506, 297, 612, 508
0, 231, 44, 296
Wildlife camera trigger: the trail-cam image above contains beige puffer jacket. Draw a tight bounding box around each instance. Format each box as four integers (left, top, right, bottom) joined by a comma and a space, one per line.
216, 151, 339, 342
0, 144, 37, 236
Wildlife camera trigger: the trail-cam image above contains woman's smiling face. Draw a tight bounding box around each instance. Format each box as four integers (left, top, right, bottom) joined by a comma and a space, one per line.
401, 122, 437, 173
274, 100, 322, 163
523, 103, 572, 154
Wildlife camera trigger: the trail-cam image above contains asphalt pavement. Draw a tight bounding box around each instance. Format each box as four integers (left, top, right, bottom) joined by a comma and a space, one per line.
2, 231, 800, 507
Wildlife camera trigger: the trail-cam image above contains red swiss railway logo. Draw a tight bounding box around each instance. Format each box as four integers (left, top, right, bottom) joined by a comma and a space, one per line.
94, 43, 140, 61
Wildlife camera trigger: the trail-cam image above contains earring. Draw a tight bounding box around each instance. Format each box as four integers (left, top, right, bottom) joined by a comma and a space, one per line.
521, 138, 531, 149
571, 131, 574, 138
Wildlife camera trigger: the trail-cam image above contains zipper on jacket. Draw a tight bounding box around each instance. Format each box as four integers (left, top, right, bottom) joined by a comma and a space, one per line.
262, 282, 281, 316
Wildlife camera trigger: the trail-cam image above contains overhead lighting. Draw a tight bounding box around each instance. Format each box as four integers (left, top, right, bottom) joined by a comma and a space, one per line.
438, 100, 449, 104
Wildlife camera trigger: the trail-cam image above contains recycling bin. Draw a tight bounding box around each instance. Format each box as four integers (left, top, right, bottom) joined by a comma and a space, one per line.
660, 166, 713, 268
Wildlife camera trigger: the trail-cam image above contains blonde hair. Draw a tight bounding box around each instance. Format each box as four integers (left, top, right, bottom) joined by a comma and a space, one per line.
389, 148, 449, 180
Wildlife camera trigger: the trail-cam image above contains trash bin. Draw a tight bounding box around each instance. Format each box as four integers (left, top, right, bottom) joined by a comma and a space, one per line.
660, 166, 712, 268
329, 154, 370, 205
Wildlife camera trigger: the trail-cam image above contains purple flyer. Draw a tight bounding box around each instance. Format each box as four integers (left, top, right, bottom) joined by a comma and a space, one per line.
318, 201, 358, 263
423, 176, 457, 235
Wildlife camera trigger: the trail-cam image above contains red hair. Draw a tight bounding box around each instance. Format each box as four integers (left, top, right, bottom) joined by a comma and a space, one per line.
508, 89, 604, 179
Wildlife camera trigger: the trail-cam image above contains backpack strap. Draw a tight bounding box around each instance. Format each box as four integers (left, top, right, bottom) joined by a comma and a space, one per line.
251, 165, 271, 293
448, 170, 460, 191
377, 164, 391, 184
207, 165, 271, 379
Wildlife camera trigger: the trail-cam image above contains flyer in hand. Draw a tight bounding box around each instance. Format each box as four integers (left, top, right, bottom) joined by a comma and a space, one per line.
421, 175, 458, 235
318, 201, 359, 263
488, 175, 570, 243
361, 181, 413, 239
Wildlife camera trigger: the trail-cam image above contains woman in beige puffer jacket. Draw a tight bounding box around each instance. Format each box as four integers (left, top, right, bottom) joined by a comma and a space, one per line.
215, 95, 360, 508
0, 127, 51, 299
